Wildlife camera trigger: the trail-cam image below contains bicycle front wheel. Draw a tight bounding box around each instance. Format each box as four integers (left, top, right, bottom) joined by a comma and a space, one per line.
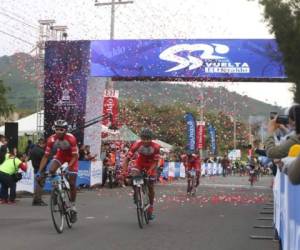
50, 189, 64, 233
135, 187, 144, 229
143, 185, 150, 225
63, 189, 73, 229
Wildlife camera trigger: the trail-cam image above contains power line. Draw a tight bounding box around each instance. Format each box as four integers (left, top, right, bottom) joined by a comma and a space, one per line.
0, 7, 37, 28
0, 29, 35, 46
0, 11, 38, 30
0, 21, 38, 40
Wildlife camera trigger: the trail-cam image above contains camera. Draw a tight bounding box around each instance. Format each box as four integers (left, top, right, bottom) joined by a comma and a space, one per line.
270, 111, 277, 120
276, 115, 289, 125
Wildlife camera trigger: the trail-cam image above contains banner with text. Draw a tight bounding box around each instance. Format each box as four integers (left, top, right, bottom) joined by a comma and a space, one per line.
208, 124, 217, 155
184, 113, 196, 153
102, 89, 119, 128
196, 121, 205, 150
90, 39, 286, 79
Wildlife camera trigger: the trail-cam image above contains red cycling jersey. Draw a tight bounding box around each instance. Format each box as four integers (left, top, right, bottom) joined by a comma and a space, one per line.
45, 133, 79, 172
127, 140, 160, 175
181, 154, 201, 171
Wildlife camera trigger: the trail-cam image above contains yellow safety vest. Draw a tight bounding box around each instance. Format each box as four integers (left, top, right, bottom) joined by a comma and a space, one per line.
0, 154, 21, 175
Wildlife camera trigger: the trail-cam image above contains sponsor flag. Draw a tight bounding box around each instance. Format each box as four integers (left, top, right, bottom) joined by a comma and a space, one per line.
184, 113, 196, 152
208, 124, 217, 154
102, 89, 119, 128
196, 121, 205, 150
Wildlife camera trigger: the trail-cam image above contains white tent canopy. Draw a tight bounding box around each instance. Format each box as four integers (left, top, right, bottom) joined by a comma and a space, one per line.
0, 112, 111, 136
0, 112, 41, 136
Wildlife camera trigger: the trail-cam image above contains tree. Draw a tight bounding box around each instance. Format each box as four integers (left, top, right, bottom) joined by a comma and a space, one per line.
0, 80, 14, 117
259, 0, 300, 102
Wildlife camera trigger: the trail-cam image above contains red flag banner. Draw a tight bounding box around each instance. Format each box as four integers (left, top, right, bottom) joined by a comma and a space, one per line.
196, 121, 205, 150
102, 89, 119, 127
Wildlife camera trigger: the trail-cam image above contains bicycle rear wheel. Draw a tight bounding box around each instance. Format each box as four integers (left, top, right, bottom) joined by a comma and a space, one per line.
135, 187, 144, 229
50, 189, 64, 233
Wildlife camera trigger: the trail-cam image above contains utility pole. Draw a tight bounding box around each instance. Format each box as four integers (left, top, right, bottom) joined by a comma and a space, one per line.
198, 89, 205, 159
233, 102, 237, 150
94, 0, 134, 89
248, 116, 252, 147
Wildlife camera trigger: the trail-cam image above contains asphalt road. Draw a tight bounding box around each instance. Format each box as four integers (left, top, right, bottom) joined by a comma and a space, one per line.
0, 176, 278, 250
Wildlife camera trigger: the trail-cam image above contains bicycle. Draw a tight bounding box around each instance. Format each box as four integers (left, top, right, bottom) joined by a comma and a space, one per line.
249, 169, 256, 186
45, 166, 74, 233
107, 166, 116, 189
187, 169, 197, 196
132, 171, 151, 229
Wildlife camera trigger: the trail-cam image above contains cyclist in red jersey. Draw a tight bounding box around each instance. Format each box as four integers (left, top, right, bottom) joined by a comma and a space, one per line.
122, 128, 160, 220
181, 150, 201, 194
36, 120, 79, 223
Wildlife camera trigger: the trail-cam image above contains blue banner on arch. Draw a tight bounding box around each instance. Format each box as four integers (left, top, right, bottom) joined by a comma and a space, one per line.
90, 39, 286, 79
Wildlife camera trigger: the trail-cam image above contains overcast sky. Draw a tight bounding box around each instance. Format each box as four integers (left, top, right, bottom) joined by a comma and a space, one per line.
0, 0, 294, 107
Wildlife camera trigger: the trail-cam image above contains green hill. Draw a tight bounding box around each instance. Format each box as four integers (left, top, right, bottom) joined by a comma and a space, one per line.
115, 81, 281, 121
0, 53, 39, 110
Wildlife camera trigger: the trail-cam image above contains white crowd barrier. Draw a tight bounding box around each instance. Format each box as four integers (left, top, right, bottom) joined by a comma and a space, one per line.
273, 171, 300, 250
16, 160, 103, 193
162, 162, 223, 178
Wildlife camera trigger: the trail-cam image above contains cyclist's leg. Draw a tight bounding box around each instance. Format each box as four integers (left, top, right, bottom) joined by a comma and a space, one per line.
147, 167, 157, 219
49, 158, 61, 176
67, 160, 79, 223
68, 173, 77, 203
67, 160, 78, 203
195, 169, 200, 187
148, 178, 155, 207
130, 167, 141, 203
147, 178, 155, 219
186, 171, 191, 193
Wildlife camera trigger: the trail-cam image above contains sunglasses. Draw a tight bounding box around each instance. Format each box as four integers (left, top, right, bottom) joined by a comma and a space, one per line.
55, 128, 66, 132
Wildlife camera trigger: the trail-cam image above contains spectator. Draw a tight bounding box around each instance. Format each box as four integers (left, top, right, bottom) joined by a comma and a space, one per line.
0, 134, 7, 147
78, 144, 86, 161
84, 145, 97, 161
101, 151, 111, 187
157, 150, 165, 182
0, 135, 8, 165
264, 104, 300, 159
30, 138, 47, 206
0, 151, 27, 204
221, 154, 230, 177
25, 139, 35, 156
79, 145, 97, 161
287, 154, 300, 184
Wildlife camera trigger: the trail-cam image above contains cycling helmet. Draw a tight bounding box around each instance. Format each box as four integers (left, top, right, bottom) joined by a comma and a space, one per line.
54, 119, 68, 129
140, 128, 153, 140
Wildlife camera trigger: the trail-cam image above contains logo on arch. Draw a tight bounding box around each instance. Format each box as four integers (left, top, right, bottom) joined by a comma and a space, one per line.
159, 43, 250, 74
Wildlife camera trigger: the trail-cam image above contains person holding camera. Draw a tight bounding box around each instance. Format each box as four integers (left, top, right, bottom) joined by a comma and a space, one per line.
0, 150, 27, 204
264, 105, 300, 160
